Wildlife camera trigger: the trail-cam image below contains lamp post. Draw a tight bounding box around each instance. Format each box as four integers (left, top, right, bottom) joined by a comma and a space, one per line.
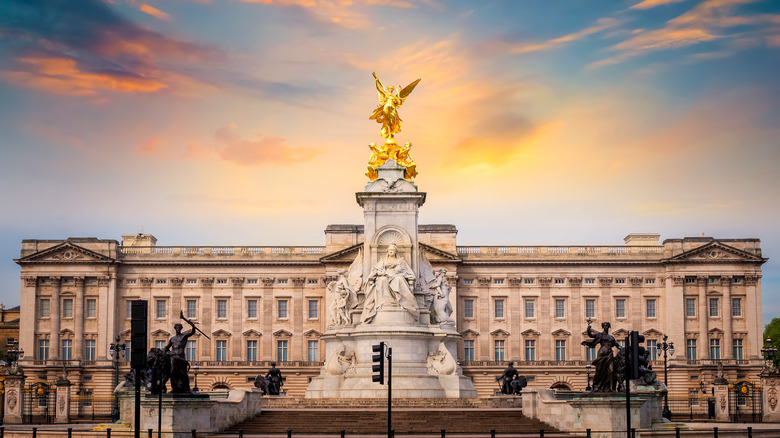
6, 340, 25, 375
585, 364, 592, 392
109, 336, 126, 422
193, 364, 200, 392
660, 334, 674, 419
761, 338, 777, 369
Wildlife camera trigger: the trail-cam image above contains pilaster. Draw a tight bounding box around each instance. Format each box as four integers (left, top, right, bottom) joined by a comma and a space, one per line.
538, 277, 552, 360
568, 277, 582, 360
20, 276, 37, 359
713, 382, 729, 421
665, 275, 685, 364
697, 276, 709, 358
231, 277, 244, 360
74, 277, 85, 360
200, 278, 214, 359
745, 275, 761, 358
50, 276, 62, 360
721, 277, 733, 358
102, 275, 115, 361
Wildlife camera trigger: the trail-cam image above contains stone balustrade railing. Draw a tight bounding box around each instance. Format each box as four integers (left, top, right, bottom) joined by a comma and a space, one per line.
119, 246, 326, 258
456, 245, 663, 259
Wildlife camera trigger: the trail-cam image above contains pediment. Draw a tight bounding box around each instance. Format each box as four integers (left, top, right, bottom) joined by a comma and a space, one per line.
460, 329, 479, 338
320, 243, 364, 263
119, 329, 131, 338
16, 241, 116, 264
419, 243, 459, 261
242, 329, 262, 337
211, 329, 231, 337
151, 329, 170, 338
708, 328, 724, 336
521, 329, 541, 337
59, 328, 74, 336
304, 329, 322, 338
665, 241, 765, 264
643, 328, 664, 338
490, 329, 510, 337
273, 329, 293, 338
613, 329, 629, 338
551, 329, 571, 337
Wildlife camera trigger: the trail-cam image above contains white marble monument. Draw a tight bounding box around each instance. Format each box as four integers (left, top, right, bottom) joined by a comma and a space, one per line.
306, 160, 477, 398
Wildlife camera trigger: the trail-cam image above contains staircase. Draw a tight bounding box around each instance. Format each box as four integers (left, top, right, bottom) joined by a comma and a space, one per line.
222, 397, 556, 436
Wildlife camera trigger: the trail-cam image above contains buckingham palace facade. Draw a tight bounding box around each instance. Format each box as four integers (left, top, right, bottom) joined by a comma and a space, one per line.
15, 229, 766, 398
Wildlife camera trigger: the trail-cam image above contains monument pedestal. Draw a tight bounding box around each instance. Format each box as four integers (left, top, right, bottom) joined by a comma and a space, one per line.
760, 369, 780, 422
55, 376, 72, 423
3, 373, 25, 424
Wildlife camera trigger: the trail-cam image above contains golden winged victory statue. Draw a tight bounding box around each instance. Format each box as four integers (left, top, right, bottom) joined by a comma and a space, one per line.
366, 72, 421, 180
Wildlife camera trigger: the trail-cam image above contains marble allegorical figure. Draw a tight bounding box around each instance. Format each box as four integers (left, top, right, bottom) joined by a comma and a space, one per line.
428, 268, 455, 327
361, 243, 419, 324
327, 252, 362, 329
582, 320, 622, 393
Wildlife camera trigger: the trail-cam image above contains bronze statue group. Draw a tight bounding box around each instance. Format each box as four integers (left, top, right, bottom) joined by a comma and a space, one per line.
125, 311, 284, 396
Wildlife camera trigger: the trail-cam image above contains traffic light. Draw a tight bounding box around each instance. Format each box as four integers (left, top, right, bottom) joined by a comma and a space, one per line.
630, 331, 646, 380
372, 342, 385, 384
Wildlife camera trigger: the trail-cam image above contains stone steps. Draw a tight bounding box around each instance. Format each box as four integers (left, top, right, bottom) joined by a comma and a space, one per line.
227, 408, 557, 435
259, 396, 521, 409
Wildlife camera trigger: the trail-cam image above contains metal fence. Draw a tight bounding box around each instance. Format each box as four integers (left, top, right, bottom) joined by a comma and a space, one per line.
71, 395, 115, 422
666, 394, 712, 421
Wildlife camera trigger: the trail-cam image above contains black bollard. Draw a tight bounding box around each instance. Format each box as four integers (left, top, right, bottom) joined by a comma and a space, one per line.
68, 428, 73, 438
713, 426, 718, 438
148, 428, 153, 438
586, 429, 591, 438
748, 426, 753, 438
539, 429, 544, 438
490, 430, 495, 438
340, 431, 345, 438
239, 430, 244, 438
0, 426, 3, 438
287, 428, 292, 438
107, 428, 112, 438
441, 429, 446, 438
631, 428, 636, 438
192, 430, 197, 438
32, 428, 37, 438
675, 427, 681, 438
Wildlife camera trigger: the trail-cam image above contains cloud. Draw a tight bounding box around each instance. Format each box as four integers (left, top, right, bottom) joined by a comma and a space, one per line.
137, 137, 163, 154
241, 0, 414, 29
630, 0, 687, 9
0, 0, 222, 97
2, 57, 167, 95
215, 124, 322, 166
488, 18, 620, 54
139, 4, 172, 21
592, 0, 780, 67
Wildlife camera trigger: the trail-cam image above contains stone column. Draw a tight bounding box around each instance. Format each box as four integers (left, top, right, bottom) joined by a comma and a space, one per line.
697, 276, 709, 358
721, 277, 733, 358
20, 277, 37, 359
760, 372, 780, 422
55, 375, 72, 423
74, 277, 85, 360
292, 277, 305, 361
3, 373, 26, 424
262, 278, 275, 360
231, 277, 245, 360
538, 277, 552, 360
509, 277, 523, 358
629, 277, 643, 332
50, 276, 62, 360
99, 276, 114, 361
713, 381, 730, 421
745, 276, 761, 358
568, 277, 582, 360
200, 278, 214, 359
666, 276, 685, 365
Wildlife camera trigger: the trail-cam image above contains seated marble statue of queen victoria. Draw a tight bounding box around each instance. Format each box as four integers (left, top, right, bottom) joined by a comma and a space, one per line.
361, 243, 419, 324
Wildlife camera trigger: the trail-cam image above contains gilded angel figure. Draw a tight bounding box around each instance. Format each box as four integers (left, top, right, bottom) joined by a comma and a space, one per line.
369, 72, 421, 141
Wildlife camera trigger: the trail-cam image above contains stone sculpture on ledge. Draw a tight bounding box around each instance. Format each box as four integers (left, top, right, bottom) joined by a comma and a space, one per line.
165, 313, 198, 393
582, 320, 622, 393
361, 243, 418, 324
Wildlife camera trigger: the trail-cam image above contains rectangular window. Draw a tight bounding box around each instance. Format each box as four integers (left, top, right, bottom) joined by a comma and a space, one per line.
125, 341, 131, 362
63, 299, 73, 318
155, 340, 165, 349
186, 340, 197, 361
278, 300, 288, 319
494, 299, 504, 319
217, 299, 227, 319
687, 339, 697, 360
307, 340, 319, 362
40, 299, 50, 318
685, 277, 696, 284
278, 279, 288, 284
710, 339, 721, 359
247, 279, 259, 284
464, 299, 474, 318
247, 340, 258, 361
645, 278, 655, 284
186, 279, 197, 284
555, 299, 565, 318
646, 299, 656, 318
708, 277, 719, 284
217, 279, 228, 284
525, 340, 536, 361
126, 300, 132, 319
126, 279, 136, 285
524, 278, 534, 284
247, 300, 258, 319
216, 340, 227, 361
186, 299, 197, 319
156, 300, 166, 319
308, 300, 319, 319
525, 300, 535, 318
733, 339, 743, 360
39, 339, 50, 360
732, 298, 742, 317
585, 299, 595, 319
647, 339, 658, 361
732, 277, 742, 284
586, 345, 596, 362
585, 278, 595, 284
615, 299, 626, 318
277, 340, 288, 362
307, 279, 317, 284
464, 340, 475, 361
86, 298, 96, 318
555, 340, 566, 361
709, 298, 719, 317
686, 298, 696, 317
494, 340, 505, 361
61, 339, 73, 360
156, 279, 166, 284
494, 279, 504, 285
615, 278, 626, 284
554, 278, 565, 284
84, 339, 95, 361
463, 279, 474, 285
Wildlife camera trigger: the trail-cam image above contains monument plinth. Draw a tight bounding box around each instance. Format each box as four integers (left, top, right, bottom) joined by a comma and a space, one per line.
306, 74, 476, 398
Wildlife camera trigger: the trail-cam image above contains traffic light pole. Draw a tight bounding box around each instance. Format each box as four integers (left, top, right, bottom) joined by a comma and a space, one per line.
387, 347, 392, 438
625, 335, 631, 438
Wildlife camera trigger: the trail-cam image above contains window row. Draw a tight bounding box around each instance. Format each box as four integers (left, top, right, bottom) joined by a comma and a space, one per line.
685, 338, 745, 360
125, 278, 319, 285
463, 278, 660, 286
685, 297, 743, 318
125, 298, 320, 320
37, 339, 97, 361
38, 298, 98, 318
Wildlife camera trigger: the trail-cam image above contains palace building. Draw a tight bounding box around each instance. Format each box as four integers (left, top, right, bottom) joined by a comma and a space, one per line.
15, 229, 766, 398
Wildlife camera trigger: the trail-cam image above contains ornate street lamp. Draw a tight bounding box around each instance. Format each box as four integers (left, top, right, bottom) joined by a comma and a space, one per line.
585, 364, 592, 392
660, 334, 674, 419
193, 364, 200, 392
761, 338, 777, 369
108, 336, 126, 422
6, 341, 24, 374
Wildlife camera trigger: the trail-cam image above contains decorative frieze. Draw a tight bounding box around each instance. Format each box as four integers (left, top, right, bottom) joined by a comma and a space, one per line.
200, 278, 215, 287
598, 277, 613, 287
567, 277, 582, 286
170, 278, 184, 287
231, 277, 246, 286
477, 278, 490, 287
262, 278, 276, 287
720, 277, 731, 286
140, 278, 154, 287
98, 277, 111, 287
630, 277, 642, 287
323, 276, 337, 284
24, 277, 37, 287
292, 278, 306, 287
508, 277, 522, 287
74, 277, 85, 287
49, 276, 62, 286
745, 275, 760, 286
672, 276, 684, 286
538, 277, 552, 287
697, 276, 708, 286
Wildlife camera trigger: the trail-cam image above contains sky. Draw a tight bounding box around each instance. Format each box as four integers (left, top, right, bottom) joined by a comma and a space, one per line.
0, 0, 778, 322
